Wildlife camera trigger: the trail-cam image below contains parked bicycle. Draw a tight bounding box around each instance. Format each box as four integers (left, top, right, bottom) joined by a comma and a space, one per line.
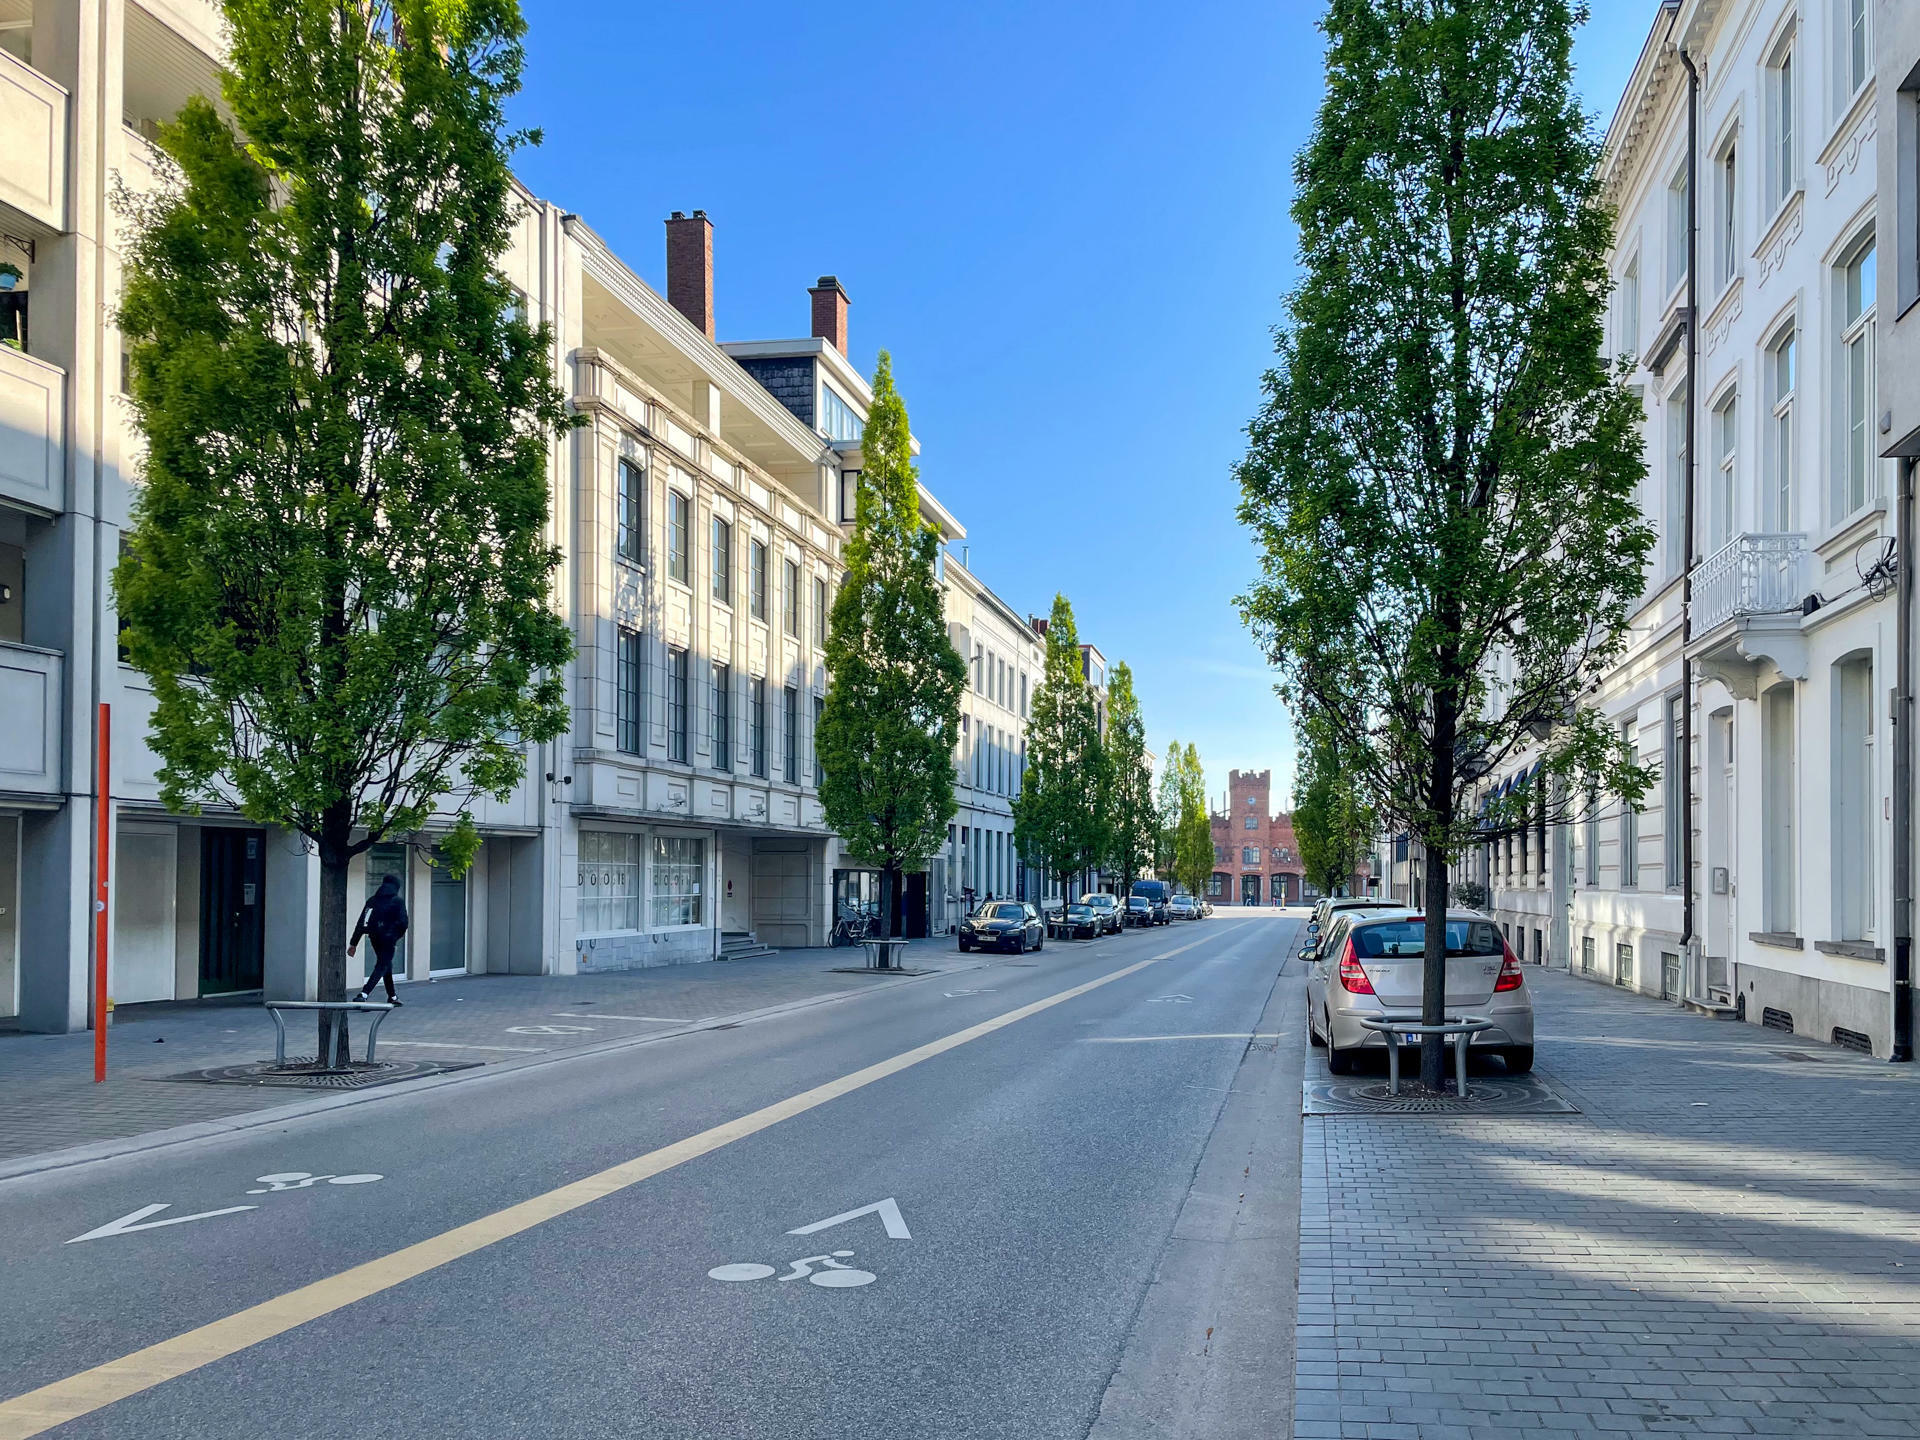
831, 912, 874, 947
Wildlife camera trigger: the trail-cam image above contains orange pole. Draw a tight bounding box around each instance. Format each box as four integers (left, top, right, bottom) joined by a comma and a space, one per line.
94, 702, 110, 1083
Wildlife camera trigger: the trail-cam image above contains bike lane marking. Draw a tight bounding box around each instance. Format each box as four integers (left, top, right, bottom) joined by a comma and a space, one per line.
0, 955, 1164, 1439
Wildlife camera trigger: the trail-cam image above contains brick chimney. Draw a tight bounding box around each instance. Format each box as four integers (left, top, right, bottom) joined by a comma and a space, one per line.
665, 210, 714, 338
809, 275, 849, 354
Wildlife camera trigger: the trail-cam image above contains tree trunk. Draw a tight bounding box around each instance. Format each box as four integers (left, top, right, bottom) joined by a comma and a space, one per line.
879, 863, 898, 955
1422, 678, 1461, 1091
316, 802, 354, 1068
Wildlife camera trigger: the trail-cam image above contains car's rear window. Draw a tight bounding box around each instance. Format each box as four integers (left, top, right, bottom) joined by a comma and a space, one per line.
1351, 920, 1503, 959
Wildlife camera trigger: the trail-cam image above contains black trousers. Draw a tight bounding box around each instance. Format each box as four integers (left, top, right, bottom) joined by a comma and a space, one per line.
358, 940, 398, 1000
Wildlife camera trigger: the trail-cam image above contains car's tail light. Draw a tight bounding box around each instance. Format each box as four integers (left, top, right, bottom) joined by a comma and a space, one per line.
1338, 939, 1374, 995
1494, 938, 1524, 992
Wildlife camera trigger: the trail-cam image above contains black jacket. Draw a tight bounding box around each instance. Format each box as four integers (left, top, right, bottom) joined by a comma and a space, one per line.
352, 875, 409, 948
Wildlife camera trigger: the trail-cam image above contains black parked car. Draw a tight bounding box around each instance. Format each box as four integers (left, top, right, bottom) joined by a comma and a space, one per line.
1057, 904, 1102, 940
1125, 896, 1155, 928
958, 901, 1045, 954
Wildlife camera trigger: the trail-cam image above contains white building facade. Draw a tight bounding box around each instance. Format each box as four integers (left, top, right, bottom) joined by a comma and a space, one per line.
1481, 0, 1900, 1055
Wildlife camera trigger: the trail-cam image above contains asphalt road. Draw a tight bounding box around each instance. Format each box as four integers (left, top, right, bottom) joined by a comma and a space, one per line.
0, 912, 1305, 1440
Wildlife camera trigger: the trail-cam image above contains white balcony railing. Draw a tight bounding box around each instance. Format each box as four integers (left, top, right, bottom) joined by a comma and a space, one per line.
0, 49, 69, 231
1692, 532, 1808, 634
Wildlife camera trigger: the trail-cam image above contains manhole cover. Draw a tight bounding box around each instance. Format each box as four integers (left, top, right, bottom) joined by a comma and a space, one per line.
1303, 1075, 1579, 1117
153, 1058, 480, 1090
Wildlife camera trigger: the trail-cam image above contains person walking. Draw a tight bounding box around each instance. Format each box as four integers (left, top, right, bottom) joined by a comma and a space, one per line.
350, 873, 409, 1005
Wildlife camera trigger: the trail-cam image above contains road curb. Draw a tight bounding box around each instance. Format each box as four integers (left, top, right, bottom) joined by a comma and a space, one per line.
0, 956, 993, 1186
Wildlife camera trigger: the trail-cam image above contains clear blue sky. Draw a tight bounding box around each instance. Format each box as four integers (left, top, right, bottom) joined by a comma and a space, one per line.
511, 0, 1656, 812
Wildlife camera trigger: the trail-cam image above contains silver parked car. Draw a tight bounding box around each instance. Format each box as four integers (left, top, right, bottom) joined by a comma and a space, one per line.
1305, 910, 1534, 1074
1080, 893, 1123, 935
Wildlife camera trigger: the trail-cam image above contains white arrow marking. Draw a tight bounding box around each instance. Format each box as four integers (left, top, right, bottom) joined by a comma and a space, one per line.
66, 1203, 258, 1244
787, 1197, 911, 1241
1148, 995, 1195, 1004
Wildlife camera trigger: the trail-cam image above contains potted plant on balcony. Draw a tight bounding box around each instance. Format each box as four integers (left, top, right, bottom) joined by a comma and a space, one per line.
0, 263, 22, 349
0, 263, 21, 291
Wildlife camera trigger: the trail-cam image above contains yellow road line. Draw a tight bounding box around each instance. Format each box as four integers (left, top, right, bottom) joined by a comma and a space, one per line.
0, 957, 1161, 1439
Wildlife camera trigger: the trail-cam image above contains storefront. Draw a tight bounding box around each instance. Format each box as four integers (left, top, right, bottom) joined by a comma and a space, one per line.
575, 824, 716, 970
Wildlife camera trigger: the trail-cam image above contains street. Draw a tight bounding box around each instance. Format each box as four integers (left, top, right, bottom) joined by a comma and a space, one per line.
0, 915, 1304, 1440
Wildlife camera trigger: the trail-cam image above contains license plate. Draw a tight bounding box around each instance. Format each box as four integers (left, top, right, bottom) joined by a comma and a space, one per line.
1400, 1032, 1422, 1046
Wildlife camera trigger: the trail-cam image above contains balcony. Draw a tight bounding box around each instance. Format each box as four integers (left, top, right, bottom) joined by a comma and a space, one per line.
0, 49, 68, 231
0, 340, 64, 512
0, 641, 62, 796
1690, 533, 1809, 696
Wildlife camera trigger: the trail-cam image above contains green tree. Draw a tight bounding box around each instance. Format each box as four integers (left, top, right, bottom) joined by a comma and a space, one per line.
1100, 662, 1155, 899
114, 0, 573, 1066
1292, 722, 1374, 899
1153, 740, 1183, 882
816, 352, 967, 948
1014, 595, 1106, 908
1172, 743, 1214, 901
1236, 0, 1653, 1087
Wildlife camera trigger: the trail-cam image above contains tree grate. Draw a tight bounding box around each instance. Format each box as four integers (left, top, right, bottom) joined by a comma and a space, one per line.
1303, 1075, 1579, 1117
152, 1058, 480, 1090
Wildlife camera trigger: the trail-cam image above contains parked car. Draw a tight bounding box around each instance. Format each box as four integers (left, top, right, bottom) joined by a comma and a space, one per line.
1128, 880, 1174, 924
1297, 903, 1409, 967
1081, 893, 1123, 935
1124, 896, 1155, 927
1058, 903, 1102, 940
1305, 910, 1534, 1075
1167, 895, 1198, 920
958, 901, 1045, 954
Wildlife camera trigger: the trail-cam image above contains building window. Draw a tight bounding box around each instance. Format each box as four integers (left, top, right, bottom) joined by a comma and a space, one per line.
1584, 785, 1599, 886
1244, 816, 1259, 830
1665, 381, 1689, 576
1766, 39, 1796, 216
1837, 235, 1876, 521
1832, 657, 1874, 941
1710, 390, 1737, 552
1620, 721, 1639, 889
617, 457, 645, 565
784, 559, 801, 637
1666, 162, 1690, 294
1242, 846, 1259, 866
813, 695, 825, 787
1619, 254, 1641, 360
667, 489, 690, 585
1835, 0, 1869, 110
651, 836, 705, 927
1714, 140, 1738, 292
1581, 935, 1595, 975
1762, 683, 1796, 933
784, 686, 799, 784
1664, 693, 1684, 888
1766, 325, 1796, 531
1019, 673, 1028, 717
820, 385, 863, 443
711, 663, 732, 771
578, 831, 643, 934
749, 538, 768, 620
711, 517, 732, 606
1616, 943, 1634, 989
667, 647, 688, 762
814, 577, 828, 646
616, 628, 643, 756
838, 470, 859, 524
748, 676, 768, 778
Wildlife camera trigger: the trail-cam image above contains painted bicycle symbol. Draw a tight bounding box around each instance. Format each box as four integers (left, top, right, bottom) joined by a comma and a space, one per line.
246, 1171, 383, 1194
709, 1250, 877, 1289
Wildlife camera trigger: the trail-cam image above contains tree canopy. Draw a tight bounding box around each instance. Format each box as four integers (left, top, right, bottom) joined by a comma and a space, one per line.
1100, 662, 1155, 896
1013, 595, 1107, 897
115, 0, 573, 1058
1236, 0, 1653, 1083
816, 352, 967, 940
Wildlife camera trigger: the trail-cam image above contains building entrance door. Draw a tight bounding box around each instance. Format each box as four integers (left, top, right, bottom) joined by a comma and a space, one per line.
429, 849, 468, 974
1241, 874, 1261, 906
0, 815, 17, 1018
200, 829, 265, 994
365, 843, 410, 980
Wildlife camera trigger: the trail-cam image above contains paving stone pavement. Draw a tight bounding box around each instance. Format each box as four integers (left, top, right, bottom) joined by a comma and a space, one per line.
0, 938, 975, 1167
1295, 967, 1920, 1439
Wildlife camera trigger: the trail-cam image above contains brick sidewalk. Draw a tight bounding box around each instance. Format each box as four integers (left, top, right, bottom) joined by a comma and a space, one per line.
0, 938, 971, 1168
1295, 968, 1920, 1438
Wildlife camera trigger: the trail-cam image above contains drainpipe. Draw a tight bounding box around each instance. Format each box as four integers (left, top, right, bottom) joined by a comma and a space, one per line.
1679, 46, 1700, 993
1894, 454, 1915, 1062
